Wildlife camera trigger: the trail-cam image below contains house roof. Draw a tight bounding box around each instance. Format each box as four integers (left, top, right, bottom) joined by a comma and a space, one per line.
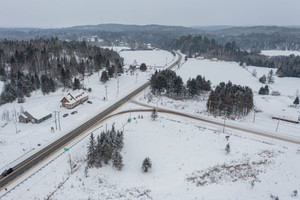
25, 106, 52, 120
62, 89, 88, 105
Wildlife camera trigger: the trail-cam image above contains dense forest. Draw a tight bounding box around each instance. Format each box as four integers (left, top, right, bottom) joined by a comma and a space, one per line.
207, 81, 254, 117
165, 35, 300, 78
0, 38, 123, 104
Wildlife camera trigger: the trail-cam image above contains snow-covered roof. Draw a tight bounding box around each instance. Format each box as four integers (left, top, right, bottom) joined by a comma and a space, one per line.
25, 106, 52, 120
64, 89, 88, 105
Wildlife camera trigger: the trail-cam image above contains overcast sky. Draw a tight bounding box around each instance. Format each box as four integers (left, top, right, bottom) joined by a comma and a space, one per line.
0, 0, 299, 28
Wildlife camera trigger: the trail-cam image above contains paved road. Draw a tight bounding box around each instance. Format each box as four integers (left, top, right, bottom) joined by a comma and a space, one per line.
129, 100, 300, 145
0, 52, 182, 191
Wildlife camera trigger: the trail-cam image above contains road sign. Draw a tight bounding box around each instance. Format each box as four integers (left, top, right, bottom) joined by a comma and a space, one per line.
64, 148, 69, 151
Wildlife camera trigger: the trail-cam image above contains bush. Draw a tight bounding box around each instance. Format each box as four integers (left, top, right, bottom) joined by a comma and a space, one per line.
142, 157, 152, 173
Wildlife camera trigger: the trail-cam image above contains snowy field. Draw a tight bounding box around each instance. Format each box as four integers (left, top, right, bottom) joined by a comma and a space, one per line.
2, 107, 299, 200
135, 58, 300, 139
120, 50, 174, 67
1, 50, 300, 200
260, 50, 300, 57
0, 50, 175, 173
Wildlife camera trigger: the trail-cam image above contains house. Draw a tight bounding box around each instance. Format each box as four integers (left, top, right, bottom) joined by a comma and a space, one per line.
61, 89, 89, 109
19, 106, 52, 124
196, 57, 204, 60
211, 58, 218, 61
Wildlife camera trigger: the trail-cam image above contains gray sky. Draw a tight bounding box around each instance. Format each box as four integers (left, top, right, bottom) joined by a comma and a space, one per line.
0, 0, 299, 28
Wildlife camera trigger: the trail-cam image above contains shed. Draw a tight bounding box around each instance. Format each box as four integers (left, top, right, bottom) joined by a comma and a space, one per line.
19, 106, 52, 124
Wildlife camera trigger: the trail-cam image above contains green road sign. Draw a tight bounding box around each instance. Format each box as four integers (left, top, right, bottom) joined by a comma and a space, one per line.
64, 147, 69, 151
128, 118, 131, 122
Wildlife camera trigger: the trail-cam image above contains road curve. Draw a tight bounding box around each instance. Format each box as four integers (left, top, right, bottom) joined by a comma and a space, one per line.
128, 100, 300, 145
0, 52, 182, 191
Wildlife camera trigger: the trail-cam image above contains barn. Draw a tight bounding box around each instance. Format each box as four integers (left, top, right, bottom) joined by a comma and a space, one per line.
61, 89, 89, 109
19, 106, 52, 124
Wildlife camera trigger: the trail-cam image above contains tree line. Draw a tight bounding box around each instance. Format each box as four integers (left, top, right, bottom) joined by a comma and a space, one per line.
0, 38, 123, 104
207, 81, 254, 117
165, 35, 300, 78
87, 126, 124, 170
150, 69, 211, 98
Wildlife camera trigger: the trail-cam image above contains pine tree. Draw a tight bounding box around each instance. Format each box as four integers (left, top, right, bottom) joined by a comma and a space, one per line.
87, 133, 96, 167
140, 63, 147, 72
225, 143, 230, 154
268, 70, 274, 84
94, 135, 103, 168
100, 71, 109, 83
73, 78, 81, 90
112, 151, 124, 171
151, 108, 158, 120
294, 97, 299, 105
115, 131, 124, 151
173, 76, 183, 96
259, 74, 267, 84
142, 157, 152, 173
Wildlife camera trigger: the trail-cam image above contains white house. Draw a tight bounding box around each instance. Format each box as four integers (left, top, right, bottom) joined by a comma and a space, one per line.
60, 89, 89, 109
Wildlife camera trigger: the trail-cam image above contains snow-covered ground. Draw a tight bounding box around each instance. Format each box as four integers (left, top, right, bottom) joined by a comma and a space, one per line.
260, 50, 300, 57
0, 50, 175, 172
120, 50, 174, 67
1, 50, 300, 200
134, 58, 300, 139
2, 106, 299, 200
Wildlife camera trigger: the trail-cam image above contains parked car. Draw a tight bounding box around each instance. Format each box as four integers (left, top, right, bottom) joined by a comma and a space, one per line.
63, 114, 68, 117
87, 101, 92, 104
2, 168, 13, 177
71, 111, 78, 115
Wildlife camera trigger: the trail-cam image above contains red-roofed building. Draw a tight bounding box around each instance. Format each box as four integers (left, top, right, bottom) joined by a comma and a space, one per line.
61, 89, 89, 109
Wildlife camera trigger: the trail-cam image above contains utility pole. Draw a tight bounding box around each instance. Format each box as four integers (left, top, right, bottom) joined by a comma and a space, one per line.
68, 152, 73, 174
253, 109, 256, 123
105, 85, 108, 101
117, 78, 119, 97
58, 111, 61, 131
223, 117, 226, 133
135, 72, 138, 83
54, 111, 57, 130
208, 100, 211, 116
276, 118, 280, 132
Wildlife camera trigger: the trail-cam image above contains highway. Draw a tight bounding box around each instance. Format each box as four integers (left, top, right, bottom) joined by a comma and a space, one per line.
0, 52, 182, 191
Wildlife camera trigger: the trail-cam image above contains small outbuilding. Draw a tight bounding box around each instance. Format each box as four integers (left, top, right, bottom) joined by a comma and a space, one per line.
19, 106, 52, 124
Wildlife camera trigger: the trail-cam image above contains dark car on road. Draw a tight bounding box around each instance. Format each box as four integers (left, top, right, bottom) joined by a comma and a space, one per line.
63, 114, 68, 117
2, 168, 13, 177
87, 101, 92, 104
71, 111, 78, 115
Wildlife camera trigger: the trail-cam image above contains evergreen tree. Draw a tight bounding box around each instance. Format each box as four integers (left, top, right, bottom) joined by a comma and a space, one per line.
140, 63, 147, 72
151, 108, 158, 120
107, 66, 115, 78
173, 76, 183, 96
268, 70, 275, 84
94, 135, 103, 168
259, 74, 267, 84
100, 71, 109, 83
259, 85, 269, 95
73, 78, 81, 90
225, 143, 230, 154
142, 157, 152, 173
87, 133, 96, 167
112, 151, 124, 171
293, 97, 299, 105
187, 78, 198, 97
